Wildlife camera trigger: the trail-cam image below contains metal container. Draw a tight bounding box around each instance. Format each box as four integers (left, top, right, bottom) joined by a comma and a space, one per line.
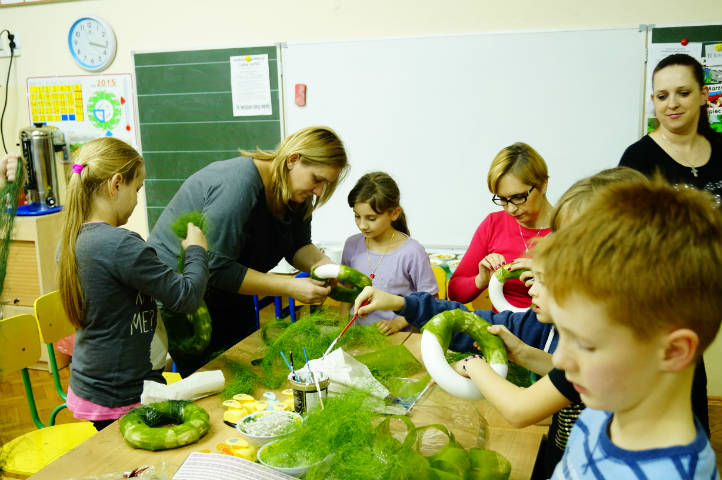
19, 125, 66, 208
287, 371, 329, 414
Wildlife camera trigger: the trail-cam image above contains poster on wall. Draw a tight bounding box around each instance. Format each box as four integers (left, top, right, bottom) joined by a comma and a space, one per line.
26, 73, 139, 150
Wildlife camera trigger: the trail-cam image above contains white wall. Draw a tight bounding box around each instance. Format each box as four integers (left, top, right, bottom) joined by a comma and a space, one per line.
1, 0, 720, 396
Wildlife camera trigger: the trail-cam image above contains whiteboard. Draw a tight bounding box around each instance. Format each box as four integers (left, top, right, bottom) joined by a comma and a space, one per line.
282, 27, 647, 249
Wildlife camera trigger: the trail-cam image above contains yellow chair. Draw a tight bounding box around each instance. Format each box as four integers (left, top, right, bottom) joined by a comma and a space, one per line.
33, 291, 77, 422
431, 266, 448, 300
0, 314, 97, 476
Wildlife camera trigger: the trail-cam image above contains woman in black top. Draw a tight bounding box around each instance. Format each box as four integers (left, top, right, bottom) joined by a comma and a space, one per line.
619, 53, 721, 204
619, 53, 716, 437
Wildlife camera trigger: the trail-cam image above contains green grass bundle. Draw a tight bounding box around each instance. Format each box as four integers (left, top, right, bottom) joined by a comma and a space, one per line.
354, 344, 423, 383
0, 160, 23, 296
257, 308, 388, 389
259, 389, 511, 480
170, 211, 209, 238
220, 359, 258, 399
259, 389, 381, 470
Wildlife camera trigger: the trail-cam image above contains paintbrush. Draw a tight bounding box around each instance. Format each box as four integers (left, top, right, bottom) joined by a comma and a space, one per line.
289, 351, 298, 381
303, 346, 325, 410
323, 300, 369, 357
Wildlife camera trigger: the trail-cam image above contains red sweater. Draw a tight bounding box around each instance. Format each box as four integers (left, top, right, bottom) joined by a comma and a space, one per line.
448, 211, 550, 307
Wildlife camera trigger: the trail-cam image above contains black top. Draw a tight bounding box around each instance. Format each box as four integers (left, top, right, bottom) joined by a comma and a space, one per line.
619, 134, 722, 205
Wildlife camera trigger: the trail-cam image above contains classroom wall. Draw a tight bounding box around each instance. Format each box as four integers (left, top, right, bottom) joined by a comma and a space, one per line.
2, 0, 720, 396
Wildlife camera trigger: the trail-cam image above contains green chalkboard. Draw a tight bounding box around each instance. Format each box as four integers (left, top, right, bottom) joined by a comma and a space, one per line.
133, 46, 282, 230
651, 25, 721, 44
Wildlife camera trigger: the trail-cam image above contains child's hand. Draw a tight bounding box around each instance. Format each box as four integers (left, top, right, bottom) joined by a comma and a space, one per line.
509, 257, 532, 272
519, 270, 534, 287
0, 154, 19, 185
486, 325, 527, 364
375, 317, 409, 335
353, 286, 405, 318
181, 223, 208, 251
453, 354, 484, 378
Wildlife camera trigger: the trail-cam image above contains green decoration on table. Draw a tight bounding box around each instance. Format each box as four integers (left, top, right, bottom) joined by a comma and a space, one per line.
0, 159, 23, 297
259, 389, 511, 480
162, 211, 213, 355
355, 344, 423, 383
119, 400, 210, 451
220, 359, 259, 399
258, 308, 387, 389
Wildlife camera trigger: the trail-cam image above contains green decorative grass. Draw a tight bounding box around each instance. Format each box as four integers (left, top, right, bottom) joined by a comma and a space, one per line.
170, 211, 209, 237
258, 389, 511, 480
0, 160, 23, 296
257, 308, 387, 389
220, 359, 259, 399
355, 344, 423, 383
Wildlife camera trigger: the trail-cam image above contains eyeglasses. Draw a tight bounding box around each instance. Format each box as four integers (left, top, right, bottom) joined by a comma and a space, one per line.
492, 185, 535, 206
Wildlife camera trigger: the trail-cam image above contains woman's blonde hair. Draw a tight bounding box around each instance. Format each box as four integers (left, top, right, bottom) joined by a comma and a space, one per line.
487, 142, 548, 194
240, 126, 348, 218
58, 137, 144, 328
549, 167, 647, 232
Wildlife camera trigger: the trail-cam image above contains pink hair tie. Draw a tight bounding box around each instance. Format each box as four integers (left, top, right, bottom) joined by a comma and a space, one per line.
72, 163, 85, 174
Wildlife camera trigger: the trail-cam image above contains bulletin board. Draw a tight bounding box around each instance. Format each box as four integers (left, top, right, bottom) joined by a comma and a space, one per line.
282, 27, 647, 248
132, 46, 282, 230
26, 73, 139, 148
645, 24, 722, 134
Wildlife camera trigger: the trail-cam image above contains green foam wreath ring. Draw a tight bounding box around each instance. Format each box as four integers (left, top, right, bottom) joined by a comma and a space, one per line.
311, 264, 372, 303
119, 400, 210, 451
163, 212, 213, 355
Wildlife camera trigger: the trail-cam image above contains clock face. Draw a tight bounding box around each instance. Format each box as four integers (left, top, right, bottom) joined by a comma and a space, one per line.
68, 16, 117, 72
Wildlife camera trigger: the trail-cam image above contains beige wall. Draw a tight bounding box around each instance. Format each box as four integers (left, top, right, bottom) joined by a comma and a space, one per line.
2, 0, 720, 395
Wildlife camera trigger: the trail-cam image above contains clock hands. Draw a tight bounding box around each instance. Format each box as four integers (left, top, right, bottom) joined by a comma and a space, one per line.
89, 40, 108, 48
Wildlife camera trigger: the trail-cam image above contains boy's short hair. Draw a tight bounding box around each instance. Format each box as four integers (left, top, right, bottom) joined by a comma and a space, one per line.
548, 167, 647, 232
534, 176, 722, 354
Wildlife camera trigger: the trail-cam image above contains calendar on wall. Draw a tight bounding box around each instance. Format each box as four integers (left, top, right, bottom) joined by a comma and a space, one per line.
26, 73, 138, 149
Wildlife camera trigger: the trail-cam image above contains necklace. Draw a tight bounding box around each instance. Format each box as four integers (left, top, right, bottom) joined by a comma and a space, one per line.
518, 223, 542, 255
366, 231, 396, 280
660, 133, 701, 177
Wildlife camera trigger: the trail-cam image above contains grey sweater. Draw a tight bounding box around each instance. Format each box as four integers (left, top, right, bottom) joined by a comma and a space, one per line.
69, 223, 208, 407
148, 157, 312, 296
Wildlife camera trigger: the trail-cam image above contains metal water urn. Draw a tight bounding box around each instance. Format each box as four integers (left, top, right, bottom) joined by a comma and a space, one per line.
19, 124, 66, 208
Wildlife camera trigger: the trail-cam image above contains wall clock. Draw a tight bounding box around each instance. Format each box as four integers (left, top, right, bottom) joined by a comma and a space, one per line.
68, 16, 117, 72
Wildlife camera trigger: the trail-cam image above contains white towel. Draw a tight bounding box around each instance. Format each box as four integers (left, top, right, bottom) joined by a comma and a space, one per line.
141, 370, 225, 404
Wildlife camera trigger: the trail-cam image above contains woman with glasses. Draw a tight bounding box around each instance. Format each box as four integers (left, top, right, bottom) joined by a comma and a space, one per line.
448, 142, 553, 309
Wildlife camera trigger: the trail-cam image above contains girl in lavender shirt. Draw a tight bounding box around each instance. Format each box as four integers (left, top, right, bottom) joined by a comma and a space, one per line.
341, 172, 437, 333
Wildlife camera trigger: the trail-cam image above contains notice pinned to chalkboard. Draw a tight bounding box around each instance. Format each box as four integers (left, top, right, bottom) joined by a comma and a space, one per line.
230, 54, 272, 116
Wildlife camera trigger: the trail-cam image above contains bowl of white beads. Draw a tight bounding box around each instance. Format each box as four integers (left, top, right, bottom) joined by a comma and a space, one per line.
236, 410, 303, 448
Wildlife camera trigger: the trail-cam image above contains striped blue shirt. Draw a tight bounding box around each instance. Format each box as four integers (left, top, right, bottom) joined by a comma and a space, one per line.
552, 408, 719, 480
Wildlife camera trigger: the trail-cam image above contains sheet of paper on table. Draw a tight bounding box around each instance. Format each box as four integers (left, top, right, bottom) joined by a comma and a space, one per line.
172, 452, 295, 480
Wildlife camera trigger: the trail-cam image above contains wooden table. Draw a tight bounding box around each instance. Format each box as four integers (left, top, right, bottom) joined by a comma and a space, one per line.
28, 331, 544, 480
